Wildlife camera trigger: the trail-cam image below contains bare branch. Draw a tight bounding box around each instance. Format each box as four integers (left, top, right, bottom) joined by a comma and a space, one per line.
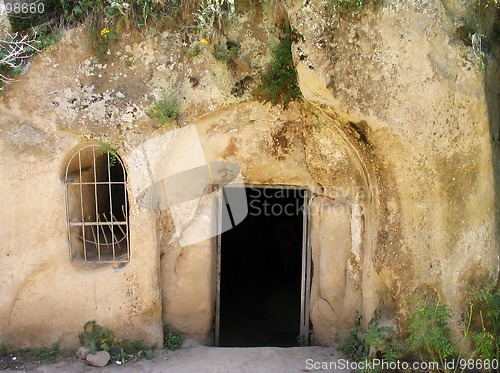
0, 73, 14, 87
0, 30, 40, 88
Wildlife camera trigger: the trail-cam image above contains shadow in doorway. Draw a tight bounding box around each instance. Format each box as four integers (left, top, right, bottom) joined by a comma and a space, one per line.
218, 187, 305, 347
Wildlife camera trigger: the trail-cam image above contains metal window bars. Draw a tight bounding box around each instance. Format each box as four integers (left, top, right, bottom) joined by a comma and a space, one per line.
64, 144, 130, 263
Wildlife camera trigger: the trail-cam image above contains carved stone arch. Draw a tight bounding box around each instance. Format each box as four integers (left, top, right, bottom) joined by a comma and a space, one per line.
130, 101, 381, 344
302, 104, 380, 343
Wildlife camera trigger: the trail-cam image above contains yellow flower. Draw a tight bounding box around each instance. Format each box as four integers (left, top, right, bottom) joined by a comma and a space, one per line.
200, 39, 208, 45
100, 28, 110, 37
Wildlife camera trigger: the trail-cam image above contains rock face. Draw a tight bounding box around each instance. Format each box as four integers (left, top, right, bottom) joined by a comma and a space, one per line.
76, 346, 91, 360
0, 0, 10, 33
286, 0, 500, 342
85, 351, 110, 367
0, 0, 498, 348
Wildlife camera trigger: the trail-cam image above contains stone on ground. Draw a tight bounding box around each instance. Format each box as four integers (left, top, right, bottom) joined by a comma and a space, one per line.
85, 351, 110, 367
76, 347, 91, 360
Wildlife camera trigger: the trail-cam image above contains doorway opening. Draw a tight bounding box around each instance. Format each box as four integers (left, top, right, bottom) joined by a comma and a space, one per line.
216, 185, 310, 347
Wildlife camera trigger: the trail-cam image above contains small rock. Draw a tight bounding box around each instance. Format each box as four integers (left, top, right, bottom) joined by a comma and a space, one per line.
76, 346, 91, 359
86, 351, 110, 367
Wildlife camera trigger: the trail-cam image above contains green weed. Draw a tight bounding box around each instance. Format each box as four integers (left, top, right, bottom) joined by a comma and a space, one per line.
97, 141, 119, 167
35, 29, 63, 49
212, 40, 240, 64
405, 304, 456, 368
330, 0, 364, 14
163, 324, 183, 350
253, 35, 302, 107
111, 340, 156, 363
86, 22, 117, 60
78, 320, 118, 354
329, 0, 382, 16
0, 341, 8, 355
22, 345, 59, 363
13, 344, 61, 363
467, 281, 500, 361
149, 93, 181, 125
183, 43, 203, 58
340, 310, 400, 371
78, 321, 156, 364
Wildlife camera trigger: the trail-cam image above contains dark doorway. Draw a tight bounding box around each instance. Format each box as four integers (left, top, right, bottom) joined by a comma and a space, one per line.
218, 186, 307, 347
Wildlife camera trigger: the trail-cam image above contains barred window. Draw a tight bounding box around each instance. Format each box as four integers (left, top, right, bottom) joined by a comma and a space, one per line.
64, 144, 130, 262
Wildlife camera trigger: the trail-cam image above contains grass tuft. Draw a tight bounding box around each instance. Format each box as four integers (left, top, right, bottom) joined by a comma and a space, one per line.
163, 324, 183, 350
149, 93, 181, 125
253, 35, 302, 107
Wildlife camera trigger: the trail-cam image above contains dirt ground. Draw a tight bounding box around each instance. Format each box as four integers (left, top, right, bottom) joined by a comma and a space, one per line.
1, 343, 350, 373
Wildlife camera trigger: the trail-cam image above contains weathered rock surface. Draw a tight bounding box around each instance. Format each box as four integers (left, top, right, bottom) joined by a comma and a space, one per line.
76, 347, 91, 360
85, 351, 110, 367
0, 0, 497, 348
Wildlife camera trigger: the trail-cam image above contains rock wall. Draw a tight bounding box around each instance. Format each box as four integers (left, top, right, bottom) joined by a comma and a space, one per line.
0, 125, 163, 347
0, 0, 498, 347
288, 0, 499, 334
0, 0, 9, 33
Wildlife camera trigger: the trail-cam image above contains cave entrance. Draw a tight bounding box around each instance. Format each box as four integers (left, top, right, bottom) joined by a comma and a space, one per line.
215, 185, 311, 347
